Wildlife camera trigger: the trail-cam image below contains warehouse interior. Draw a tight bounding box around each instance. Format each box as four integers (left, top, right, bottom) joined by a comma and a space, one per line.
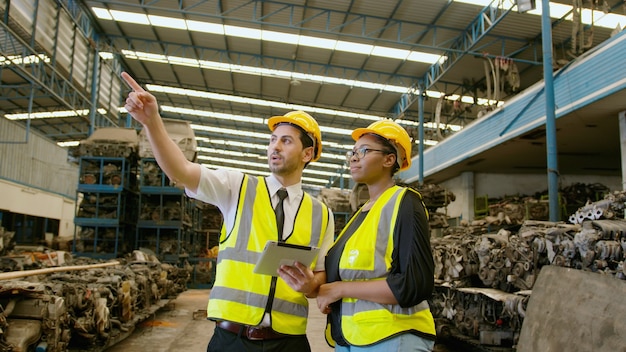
0, 0, 625, 351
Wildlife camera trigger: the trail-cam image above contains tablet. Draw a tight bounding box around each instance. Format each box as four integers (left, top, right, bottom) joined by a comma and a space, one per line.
253, 241, 320, 276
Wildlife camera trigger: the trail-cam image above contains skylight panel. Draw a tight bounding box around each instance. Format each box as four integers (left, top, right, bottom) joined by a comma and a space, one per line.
91, 7, 112, 20
371, 46, 410, 60
334, 41, 372, 55
186, 20, 224, 34
261, 30, 299, 44
226, 25, 262, 39
407, 51, 445, 64
298, 36, 336, 50
149, 15, 187, 30
109, 10, 149, 25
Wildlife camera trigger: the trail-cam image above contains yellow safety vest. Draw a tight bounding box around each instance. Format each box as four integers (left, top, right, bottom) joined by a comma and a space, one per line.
331, 186, 436, 346
207, 175, 329, 335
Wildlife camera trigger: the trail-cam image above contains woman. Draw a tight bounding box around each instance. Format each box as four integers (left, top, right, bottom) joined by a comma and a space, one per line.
317, 120, 436, 351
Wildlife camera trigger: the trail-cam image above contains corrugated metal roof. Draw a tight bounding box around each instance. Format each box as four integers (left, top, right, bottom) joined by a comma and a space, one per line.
1, 0, 623, 187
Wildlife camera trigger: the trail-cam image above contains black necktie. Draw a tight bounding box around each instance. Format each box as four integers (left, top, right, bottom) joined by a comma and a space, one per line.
275, 188, 288, 240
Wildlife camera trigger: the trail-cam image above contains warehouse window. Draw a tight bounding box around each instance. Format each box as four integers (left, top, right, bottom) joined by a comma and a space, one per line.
0, 211, 59, 246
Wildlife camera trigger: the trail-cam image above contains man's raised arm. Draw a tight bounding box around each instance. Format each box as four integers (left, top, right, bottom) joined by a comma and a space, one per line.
121, 72, 200, 192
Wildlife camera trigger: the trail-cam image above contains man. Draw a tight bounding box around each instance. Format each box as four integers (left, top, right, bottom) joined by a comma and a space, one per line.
121, 72, 334, 352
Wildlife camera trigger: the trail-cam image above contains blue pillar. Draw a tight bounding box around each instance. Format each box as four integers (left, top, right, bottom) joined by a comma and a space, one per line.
89, 35, 100, 136
418, 84, 425, 184
541, 0, 560, 221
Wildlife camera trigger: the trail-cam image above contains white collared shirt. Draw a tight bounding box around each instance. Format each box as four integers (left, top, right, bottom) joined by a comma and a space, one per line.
186, 166, 335, 271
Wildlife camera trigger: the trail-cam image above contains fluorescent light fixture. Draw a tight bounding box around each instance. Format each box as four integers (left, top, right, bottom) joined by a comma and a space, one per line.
201, 163, 270, 177
109, 10, 149, 25
198, 155, 349, 180
200, 162, 336, 185
454, 0, 626, 29
91, 7, 446, 64
5, 108, 107, 120
148, 85, 383, 121
261, 29, 298, 44
299, 36, 336, 49
186, 20, 224, 34
335, 41, 372, 55
371, 46, 409, 60
99, 52, 114, 60
408, 51, 445, 64
0, 54, 50, 65
57, 141, 80, 147
91, 7, 112, 20
397, 119, 462, 133
162, 106, 264, 124
196, 138, 348, 167
227, 25, 262, 40
149, 15, 187, 30
516, 0, 535, 13
122, 49, 494, 106
197, 146, 264, 159
191, 123, 268, 139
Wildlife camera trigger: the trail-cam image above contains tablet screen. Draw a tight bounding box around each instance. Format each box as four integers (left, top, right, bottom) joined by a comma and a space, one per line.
253, 240, 320, 276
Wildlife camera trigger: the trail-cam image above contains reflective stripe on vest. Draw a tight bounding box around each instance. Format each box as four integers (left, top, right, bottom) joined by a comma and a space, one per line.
207, 175, 329, 334
337, 186, 436, 345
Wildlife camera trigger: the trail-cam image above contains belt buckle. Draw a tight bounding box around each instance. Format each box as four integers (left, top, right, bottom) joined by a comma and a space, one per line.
245, 326, 266, 340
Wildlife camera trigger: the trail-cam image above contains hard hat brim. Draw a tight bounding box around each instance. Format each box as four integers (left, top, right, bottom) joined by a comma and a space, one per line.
268, 115, 322, 162
351, 128, 381, 142
351, 128, 411, 171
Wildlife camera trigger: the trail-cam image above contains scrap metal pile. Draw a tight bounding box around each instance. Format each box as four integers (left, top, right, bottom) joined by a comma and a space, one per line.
331, 182, 455, 230
479, 182, 612, 227
403, 182, 456, 229
429, 190, 626, 349
0, 249, 190, 352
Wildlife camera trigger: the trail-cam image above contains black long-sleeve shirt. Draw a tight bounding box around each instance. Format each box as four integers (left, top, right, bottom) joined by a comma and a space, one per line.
325, 189, 434, 345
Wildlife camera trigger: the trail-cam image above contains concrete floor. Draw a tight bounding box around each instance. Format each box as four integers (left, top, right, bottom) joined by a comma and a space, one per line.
105, 289, 334, 352
104, 289, 469, 352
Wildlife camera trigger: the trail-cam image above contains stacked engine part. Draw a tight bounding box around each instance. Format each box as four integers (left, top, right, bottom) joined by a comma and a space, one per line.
73, 128, 139, 159
317, 188, 353, 231
72, 127, 141, 260
0, 250, 189, 352
429, 190, 626, 349
568, 189, 626, 224
404, 182, 456, 229
430, 285, 529, 348
73, 156, 138, 259
0, 228, 15, 258
136, 159, 194, 261
186, 202, 222, 289
138, 118, 198, 163
349, 182, 456, 229
478, 182, 612, 227
70, 126, 217, 268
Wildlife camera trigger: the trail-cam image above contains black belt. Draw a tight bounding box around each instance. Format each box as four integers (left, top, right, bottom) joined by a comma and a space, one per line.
216, 321, 290, 340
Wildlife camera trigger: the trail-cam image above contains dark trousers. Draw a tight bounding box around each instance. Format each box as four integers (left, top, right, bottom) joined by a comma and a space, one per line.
207, 325, 311, 352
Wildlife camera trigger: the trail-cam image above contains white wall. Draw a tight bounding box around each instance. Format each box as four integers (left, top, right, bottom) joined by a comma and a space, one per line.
0, 179, 76, 239
440, 173, 621, 221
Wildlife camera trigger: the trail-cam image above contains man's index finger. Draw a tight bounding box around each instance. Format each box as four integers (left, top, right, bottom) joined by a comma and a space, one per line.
121, 72, 145, 92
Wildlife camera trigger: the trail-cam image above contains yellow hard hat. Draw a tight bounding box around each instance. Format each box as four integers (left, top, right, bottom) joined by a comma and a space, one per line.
268, 110, 322, 162
352, 119, 412, 171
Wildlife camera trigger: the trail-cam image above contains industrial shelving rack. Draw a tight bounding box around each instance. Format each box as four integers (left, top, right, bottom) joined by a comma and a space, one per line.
187, 200, 222, 288
135, 158, 193, 263
73, 156, 138, 259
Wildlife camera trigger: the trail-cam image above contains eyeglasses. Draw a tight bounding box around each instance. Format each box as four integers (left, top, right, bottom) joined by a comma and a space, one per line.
345, 147, 391, 164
